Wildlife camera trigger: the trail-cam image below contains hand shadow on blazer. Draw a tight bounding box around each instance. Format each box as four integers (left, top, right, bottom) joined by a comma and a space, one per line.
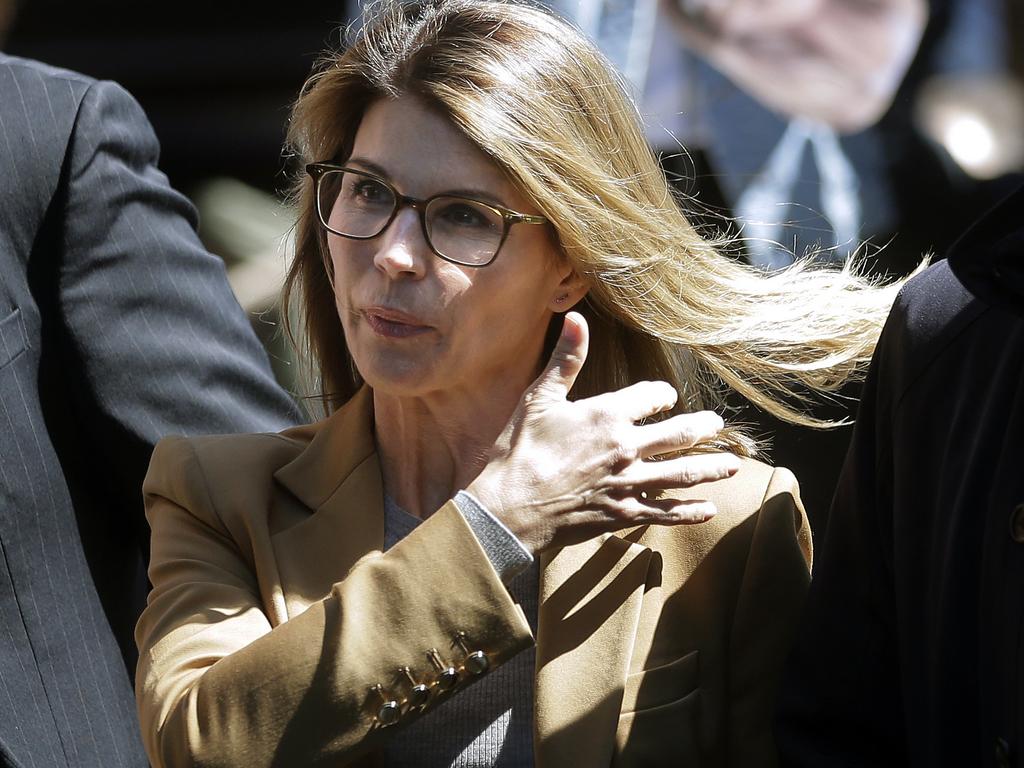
545, 490, 805, 765
271, 596, 375, 768
269, 490, 803, 766
541, 535, 655, 660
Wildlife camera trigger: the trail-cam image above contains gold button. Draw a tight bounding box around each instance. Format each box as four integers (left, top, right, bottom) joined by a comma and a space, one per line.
400, 667, 431, 709
370, 684, 400, 727
455, 631, 490, 675
1010, 503, 1024, 544
377, 701, 400, 726
428, 648, 460, 692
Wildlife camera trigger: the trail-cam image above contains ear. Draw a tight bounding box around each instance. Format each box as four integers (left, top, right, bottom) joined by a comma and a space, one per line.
547, 268, 589, 313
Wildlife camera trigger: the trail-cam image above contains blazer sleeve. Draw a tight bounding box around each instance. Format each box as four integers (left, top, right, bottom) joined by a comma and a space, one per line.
59, 77, 303, 493
727, 467, 813, 767
52, 77, 304, 665
135, 436, 535, 768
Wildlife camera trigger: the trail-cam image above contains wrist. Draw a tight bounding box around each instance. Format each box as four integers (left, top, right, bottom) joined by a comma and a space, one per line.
466, 470, 539, 555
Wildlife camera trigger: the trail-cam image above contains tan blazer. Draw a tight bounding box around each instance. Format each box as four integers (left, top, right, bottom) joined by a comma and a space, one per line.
136, 387, 812, 767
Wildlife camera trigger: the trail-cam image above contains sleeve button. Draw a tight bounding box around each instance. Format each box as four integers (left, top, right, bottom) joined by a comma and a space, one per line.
370, 684, 401, 727
465, 650, 490, 675
400, 667, 432, 709
428, 648, 460, 691
455, 631, 490, 675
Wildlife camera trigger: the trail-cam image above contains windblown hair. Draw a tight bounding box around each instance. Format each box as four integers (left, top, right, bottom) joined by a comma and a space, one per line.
283, 0, 913, 452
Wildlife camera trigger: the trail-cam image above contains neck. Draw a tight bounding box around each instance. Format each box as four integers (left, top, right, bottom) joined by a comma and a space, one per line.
372, 376, 528, 520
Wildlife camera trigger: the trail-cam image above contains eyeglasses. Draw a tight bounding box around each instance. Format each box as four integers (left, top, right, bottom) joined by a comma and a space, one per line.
306, 162, 549, 267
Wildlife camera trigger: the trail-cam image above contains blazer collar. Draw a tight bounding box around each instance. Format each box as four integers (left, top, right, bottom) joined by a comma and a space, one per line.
269, 387, 385, 616
273, 386, 376, 510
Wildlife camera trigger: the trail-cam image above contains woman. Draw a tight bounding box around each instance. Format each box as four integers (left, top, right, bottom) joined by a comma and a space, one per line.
135, 1, 905, 765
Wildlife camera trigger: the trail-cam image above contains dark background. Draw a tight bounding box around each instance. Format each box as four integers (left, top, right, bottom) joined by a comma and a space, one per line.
3, 0, 348, 197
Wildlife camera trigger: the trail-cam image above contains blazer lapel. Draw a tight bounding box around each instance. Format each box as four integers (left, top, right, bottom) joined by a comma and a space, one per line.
534, 533, 653, 768
270, 388, 386, 616
270, 386, 652, 766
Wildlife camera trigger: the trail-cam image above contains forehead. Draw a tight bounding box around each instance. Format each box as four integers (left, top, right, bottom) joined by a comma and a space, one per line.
349, 96, 525, 203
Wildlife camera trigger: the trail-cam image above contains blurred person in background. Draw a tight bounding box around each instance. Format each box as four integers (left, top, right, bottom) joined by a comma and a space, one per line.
0, 34, 301, 768
776, 184, 1024, 768
555, 0, 1023, 273
134, 1, 914, 765
538, 0, 1024, 529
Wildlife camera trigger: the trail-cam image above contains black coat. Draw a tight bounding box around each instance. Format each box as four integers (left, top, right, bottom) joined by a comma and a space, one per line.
0, 55, 302, 767
776, 186, 1024, 767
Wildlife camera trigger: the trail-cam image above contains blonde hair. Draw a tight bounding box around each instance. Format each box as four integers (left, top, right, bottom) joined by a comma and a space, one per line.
283, 0, 913, 453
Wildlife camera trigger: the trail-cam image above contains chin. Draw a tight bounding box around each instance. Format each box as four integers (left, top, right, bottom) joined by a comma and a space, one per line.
356, 359, 444, 398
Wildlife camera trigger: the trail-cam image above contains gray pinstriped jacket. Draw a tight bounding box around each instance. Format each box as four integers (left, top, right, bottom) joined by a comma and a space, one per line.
0, 54, 301, 767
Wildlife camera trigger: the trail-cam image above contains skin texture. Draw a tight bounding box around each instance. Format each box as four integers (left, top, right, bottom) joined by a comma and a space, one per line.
330, 96, 739, 554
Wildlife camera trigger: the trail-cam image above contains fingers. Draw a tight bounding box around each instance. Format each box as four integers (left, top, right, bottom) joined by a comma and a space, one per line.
624, 451, 741, 489
625, 497, 719, 525
634, 410, 726, 458
590, 494, 717, 530
529, 312, 589, 403
590, 380, 679, 422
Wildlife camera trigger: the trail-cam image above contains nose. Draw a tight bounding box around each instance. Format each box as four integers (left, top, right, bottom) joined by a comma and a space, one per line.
373, 206, 429, 280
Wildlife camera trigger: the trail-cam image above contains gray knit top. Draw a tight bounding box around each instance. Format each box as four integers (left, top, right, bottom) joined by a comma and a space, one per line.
380, 494, 539, 768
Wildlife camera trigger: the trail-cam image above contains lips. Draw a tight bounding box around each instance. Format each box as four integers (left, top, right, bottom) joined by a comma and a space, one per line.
362, 306, 433, 339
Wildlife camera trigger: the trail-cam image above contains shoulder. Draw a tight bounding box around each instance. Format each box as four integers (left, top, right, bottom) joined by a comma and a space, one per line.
0, 53, 94, 94
0, 55, 146, 131
0, 54, 156, 204
684, 457, 799, 522
708, 459, 806, 551
0, 55, 95, 210
888, 260, 979, 349
0, 55, 163, 174
652, 457, 809, 564
877, 259, 1007, 406
0, 53, 105, 135
144, 423, 320, 509
0, 54, 145, 116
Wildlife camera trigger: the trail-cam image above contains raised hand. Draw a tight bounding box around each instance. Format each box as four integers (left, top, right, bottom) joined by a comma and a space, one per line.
467, 312, 740, 555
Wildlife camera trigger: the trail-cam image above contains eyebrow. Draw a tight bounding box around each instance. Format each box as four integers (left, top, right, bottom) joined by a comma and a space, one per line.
345, 156, 514, 210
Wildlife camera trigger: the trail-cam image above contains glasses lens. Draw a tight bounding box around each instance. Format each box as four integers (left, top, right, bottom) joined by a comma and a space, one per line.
318, 170, 396, 238
426, 197, 504, 266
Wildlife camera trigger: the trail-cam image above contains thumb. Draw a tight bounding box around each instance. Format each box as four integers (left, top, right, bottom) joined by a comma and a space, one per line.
530, 311, 589, 403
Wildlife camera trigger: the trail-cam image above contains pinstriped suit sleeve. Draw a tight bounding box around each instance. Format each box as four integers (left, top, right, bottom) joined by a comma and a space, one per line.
60, 78, 302, 449
54, 79, 303, 653
0, 57, 300, 768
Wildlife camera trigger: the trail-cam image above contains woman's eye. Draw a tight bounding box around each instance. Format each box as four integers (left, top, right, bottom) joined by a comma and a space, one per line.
352, 179, 390, 202
438, 202, 491, 228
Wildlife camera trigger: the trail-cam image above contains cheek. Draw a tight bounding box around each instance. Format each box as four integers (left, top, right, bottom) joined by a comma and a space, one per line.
327, 237, 350, 284
327, 240, 363, 311
455, 271, 556, 345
